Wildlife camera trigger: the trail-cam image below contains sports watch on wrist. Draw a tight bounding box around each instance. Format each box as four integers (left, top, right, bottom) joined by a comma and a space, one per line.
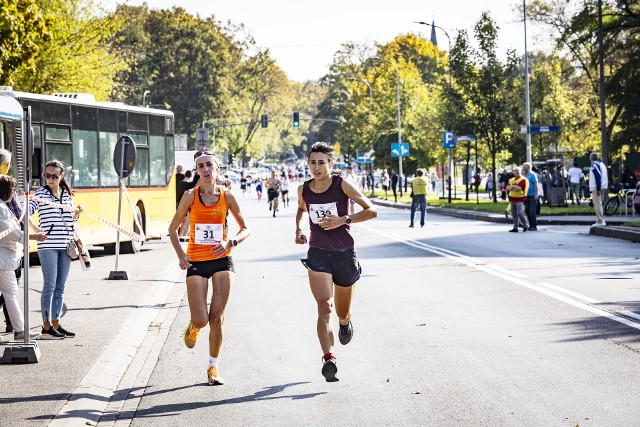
231, 239, 238, 247
344, 215, 352, 225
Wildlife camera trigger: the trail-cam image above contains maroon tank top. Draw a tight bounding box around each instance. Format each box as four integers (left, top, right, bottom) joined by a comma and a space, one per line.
302, 175, 354, 251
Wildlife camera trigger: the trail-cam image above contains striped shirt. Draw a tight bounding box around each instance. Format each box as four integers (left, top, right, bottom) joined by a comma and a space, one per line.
28, 186, 76, 250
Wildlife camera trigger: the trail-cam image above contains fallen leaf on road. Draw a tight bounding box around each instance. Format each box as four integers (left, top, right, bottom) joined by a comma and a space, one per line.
386, 378, 390, 382
412, 391, 422, 394
416, 323, 426, 326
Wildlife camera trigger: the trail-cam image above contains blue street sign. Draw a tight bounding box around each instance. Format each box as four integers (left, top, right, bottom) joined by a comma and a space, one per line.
391, 142, 410, 157
357, 156, 373, 163
443, 132, 455, 149
522, 125, 561, 134
455, 135, 476, 141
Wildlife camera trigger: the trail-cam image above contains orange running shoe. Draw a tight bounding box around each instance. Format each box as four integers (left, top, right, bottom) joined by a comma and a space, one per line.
207, 365, 225, 385
183, 321, 199, 349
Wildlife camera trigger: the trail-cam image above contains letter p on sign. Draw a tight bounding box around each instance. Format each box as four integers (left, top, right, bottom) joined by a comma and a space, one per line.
443, 131, 455, 149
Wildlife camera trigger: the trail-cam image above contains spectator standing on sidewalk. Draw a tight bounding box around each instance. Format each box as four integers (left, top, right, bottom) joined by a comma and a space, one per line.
391, 169, 399, 202
499, 169, 511, 200
589, 152, 608, 226
522, 162, 539, 231
28, 159, 84, 339
430, 170, 438, 193
507, 167, 529, 233
381, 170, 390, 200
409, 169, 429, 228
0, 176, 45, 341
567, 162, 584, 205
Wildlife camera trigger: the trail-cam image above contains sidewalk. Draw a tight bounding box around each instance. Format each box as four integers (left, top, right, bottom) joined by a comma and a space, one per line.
372, 199, 640, 244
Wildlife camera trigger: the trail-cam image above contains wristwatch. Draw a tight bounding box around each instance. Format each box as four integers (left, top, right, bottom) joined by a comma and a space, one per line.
344, 216, 352, 225
231, 239, 238, 247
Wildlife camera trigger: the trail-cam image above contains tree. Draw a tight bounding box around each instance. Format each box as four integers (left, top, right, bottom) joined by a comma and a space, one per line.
0, 0, 50, 85
10, 0, 126, 99
452, 12, 519, 203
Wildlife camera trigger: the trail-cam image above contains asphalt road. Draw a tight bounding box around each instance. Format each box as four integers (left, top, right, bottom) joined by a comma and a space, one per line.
2, 189, 639, 426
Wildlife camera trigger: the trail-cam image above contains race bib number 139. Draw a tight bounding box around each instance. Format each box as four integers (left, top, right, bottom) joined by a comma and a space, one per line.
195, 223, 223, 245
309, 202, 338, 224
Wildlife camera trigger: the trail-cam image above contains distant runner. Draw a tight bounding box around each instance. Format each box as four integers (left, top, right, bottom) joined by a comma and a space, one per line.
266, 170, 282, 217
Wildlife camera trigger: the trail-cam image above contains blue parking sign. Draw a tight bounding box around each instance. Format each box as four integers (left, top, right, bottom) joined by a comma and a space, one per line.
443, 131, 455, 148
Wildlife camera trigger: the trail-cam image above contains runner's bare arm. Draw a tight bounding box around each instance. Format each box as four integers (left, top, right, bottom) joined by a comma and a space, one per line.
295, 184, 307, 244
318, 179, 377, 231
225, 190, 250, 246
169, 190, 194, 269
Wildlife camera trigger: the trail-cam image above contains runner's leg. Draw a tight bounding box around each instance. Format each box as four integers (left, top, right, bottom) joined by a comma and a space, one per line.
308, 270, 335, 355
208, 271, 233, 357
186, 276, 210, 328
334, 284, 355, 326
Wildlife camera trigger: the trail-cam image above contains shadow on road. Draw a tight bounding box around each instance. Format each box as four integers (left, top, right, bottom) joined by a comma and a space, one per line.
21, 382, 325, 422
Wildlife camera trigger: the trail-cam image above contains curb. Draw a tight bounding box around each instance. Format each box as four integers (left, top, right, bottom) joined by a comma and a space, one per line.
371, 199, 640, 244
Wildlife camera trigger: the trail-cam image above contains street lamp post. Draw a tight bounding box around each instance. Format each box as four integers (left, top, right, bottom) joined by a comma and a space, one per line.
523, 0, 533, 164
372, 56, 403, 196
347, 77, 375, 193
415, 21, 454, 202
142, 90, 150, 108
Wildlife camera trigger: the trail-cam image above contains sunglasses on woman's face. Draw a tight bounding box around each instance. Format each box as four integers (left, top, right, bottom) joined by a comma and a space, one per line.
44, 173, 60, 180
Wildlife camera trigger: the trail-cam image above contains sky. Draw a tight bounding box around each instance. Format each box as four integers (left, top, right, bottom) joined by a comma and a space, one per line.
105, 0, 554, 82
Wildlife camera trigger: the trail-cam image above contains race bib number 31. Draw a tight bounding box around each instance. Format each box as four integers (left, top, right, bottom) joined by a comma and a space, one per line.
195, 223, 223, 245
309, 202, 338, 224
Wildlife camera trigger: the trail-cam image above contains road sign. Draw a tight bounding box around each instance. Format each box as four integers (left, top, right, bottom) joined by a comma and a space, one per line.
195, 128, 209, 150
455, 135, 476, 141
334, 142, 341, 155
520, 125, 561, 134
443, 132, 455, 149
357, 156, 373, 163
391, 143, 409, 157
113, 136, 136, 178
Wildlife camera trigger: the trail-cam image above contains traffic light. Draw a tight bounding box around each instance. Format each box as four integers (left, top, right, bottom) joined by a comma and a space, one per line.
292, 111, 300, 127
228, 152, 234, 164
261, 114, 268, 128
344, 153, 350, 167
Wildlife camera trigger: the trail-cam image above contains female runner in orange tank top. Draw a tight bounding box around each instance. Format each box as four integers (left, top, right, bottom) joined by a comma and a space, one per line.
169, 151, 250, 386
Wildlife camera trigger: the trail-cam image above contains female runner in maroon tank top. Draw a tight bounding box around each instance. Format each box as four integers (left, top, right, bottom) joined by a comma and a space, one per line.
295, 142, 377, 382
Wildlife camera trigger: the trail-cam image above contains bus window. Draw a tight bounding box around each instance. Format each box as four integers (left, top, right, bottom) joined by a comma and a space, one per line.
72, 129, 98, 187
150, 135, 166, 186
45, 142, 72, 175
99, 131, 119, 187
129, 133, 149, 186
165, 135, 175, 183
32, 124, 42, 147
45, 126, 71, 141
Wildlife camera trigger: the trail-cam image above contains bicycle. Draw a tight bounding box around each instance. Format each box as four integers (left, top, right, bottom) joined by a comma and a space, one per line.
604, 183, 634, 216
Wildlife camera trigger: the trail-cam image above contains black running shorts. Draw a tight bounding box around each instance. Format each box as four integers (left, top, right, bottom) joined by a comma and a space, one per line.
301, 247, 361, 287
267, 188, 279, 201
186, 257, 235, 279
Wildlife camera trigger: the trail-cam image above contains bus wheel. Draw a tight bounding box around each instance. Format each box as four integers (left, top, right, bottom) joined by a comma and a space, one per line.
121, 206, 144, 254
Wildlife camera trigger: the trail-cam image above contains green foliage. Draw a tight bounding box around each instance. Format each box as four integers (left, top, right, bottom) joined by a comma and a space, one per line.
0, 0, 50, 85
11, 0, 126, 99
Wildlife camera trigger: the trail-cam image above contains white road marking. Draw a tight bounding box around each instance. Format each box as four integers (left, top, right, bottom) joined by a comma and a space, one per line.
536, 282, 600, 304
361, 224, 640, 332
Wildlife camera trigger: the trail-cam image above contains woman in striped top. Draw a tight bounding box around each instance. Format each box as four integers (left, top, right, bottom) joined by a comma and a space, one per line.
28, 160, 83, 339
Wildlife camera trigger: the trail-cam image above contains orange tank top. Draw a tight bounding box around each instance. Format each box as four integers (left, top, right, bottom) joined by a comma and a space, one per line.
187, 186, 231, 262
